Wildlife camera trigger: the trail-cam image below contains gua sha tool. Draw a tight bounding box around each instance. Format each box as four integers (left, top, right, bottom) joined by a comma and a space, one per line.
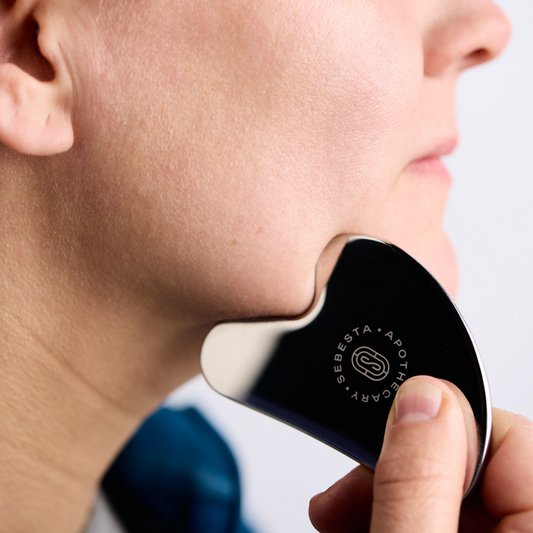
201, 237, 490, 496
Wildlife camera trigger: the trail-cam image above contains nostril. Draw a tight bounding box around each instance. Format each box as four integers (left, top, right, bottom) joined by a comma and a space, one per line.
470, 49, 487, 59
424, 2, 511, 76
465, 48, 490, 66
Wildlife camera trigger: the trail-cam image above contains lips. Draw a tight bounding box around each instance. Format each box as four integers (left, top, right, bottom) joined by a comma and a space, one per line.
404, 137, 458, 179
404, 155, 451, 178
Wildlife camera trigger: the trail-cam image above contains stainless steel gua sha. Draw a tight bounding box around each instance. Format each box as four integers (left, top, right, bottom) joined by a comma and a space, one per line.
201, 237, 490, 495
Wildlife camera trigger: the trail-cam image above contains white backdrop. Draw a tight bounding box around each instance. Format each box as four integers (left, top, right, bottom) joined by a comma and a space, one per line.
169, 2, 533, 531
445, 0, 533, 421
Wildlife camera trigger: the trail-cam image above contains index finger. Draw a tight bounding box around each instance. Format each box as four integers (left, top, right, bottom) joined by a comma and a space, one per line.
481, 408, 533, 520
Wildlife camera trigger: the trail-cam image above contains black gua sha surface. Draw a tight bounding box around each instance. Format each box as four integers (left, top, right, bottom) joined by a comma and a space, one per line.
202, 237, 490, 494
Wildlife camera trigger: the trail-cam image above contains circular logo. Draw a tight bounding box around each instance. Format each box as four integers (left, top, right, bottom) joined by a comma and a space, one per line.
352, 346, 390, 381
333, 324, 410, 406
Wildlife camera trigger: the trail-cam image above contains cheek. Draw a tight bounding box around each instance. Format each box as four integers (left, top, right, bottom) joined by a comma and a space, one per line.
69, 0, 433, 320
295, 1, 424, 216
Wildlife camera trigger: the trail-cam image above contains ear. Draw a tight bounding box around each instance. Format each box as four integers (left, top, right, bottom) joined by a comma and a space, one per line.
0, 1, 73, 156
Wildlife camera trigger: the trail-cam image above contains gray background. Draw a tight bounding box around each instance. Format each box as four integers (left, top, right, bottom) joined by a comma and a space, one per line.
169, 1, 533, 531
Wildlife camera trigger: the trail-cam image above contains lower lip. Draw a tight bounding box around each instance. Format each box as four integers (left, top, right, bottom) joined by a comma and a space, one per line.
404, 156, 452, 181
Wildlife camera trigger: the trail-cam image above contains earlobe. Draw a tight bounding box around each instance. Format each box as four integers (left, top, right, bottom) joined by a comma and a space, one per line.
0, 5, 73, 156
0, 62, 73, 155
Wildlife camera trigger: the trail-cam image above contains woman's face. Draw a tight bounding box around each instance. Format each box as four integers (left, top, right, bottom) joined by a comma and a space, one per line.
65, 0, 510, 321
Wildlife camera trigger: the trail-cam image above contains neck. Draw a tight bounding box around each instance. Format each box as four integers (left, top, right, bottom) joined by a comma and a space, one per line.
0, 172, 212, 532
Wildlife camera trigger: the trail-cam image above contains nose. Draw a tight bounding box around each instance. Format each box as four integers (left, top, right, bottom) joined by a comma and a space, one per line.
424, 0, 511, 76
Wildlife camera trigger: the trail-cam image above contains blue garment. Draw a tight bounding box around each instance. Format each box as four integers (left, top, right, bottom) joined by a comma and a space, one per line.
103, 407, 252, 533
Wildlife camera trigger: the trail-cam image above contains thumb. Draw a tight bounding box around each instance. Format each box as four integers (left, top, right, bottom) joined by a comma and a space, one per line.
371, 376, 468, 533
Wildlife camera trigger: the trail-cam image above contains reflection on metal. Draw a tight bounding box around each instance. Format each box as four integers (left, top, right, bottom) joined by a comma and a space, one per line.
202, 290, 327, 398
201, 237, 491, 497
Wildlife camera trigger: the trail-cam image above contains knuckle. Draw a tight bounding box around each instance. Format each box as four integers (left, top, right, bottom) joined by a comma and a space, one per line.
497, 511, 533, 533
374, 454, 458, 503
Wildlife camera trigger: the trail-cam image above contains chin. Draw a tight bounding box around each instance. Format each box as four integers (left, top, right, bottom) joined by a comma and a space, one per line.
433, 241, 459, 300
402, 233, 460, 300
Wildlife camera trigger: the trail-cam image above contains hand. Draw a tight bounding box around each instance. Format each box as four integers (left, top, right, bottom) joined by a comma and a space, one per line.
309, 376, 533, 532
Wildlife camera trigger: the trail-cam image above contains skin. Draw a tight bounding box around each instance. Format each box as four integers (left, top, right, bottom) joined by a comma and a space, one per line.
0, 0, 529, 532
309, 384, 533, 533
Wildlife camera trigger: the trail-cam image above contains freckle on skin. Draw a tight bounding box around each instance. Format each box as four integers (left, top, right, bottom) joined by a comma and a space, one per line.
256, 227, 263, 235
231, 240, 238, 246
